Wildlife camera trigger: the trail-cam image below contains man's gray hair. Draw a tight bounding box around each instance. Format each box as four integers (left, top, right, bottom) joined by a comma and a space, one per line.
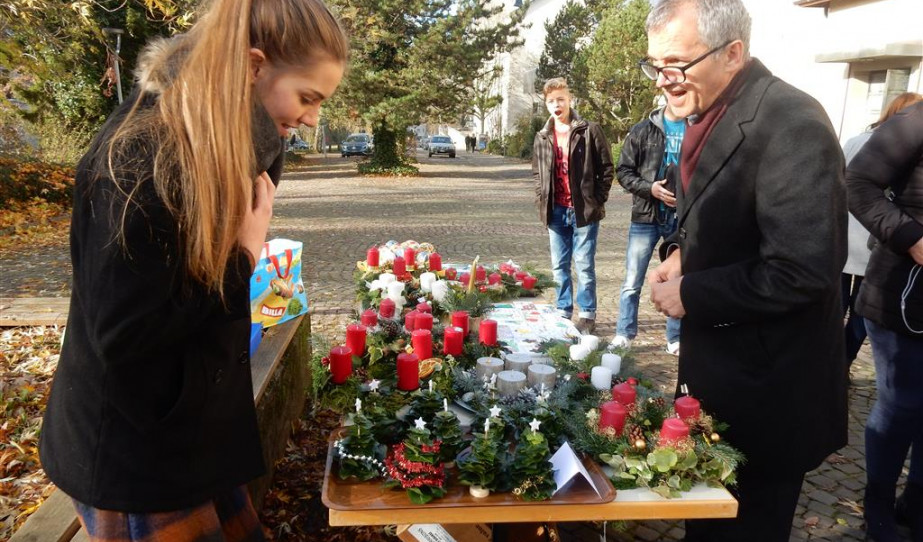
646, 0, 751, 59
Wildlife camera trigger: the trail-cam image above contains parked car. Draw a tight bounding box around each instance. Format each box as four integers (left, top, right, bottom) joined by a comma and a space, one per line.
288, 140, 310, 151
427, 135, 456, 158
341, 133, 373, 157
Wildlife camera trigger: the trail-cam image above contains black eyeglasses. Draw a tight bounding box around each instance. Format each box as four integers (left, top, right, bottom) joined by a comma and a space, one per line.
639, 40, 733, 84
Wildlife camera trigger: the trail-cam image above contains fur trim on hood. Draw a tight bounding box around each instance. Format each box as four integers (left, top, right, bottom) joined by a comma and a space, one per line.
135, 35, 193, 94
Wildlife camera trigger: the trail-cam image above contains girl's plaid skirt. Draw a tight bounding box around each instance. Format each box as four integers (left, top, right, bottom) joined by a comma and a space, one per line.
72, 485, 265, 542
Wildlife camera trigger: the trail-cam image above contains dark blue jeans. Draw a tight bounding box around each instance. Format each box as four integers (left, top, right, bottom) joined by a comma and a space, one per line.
864, 319, 923, 536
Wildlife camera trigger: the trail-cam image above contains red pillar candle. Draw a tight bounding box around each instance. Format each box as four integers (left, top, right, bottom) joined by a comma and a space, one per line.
612, 382, 637, 406
366, 246, 380, 267
674, 396, 701, 420
522, 275, 537, 290
428, 252, 442, 271
443, 326, 463, 356
404, 247, 416, 269
475, 265, 486, 282
329, 345, 352, 384
405, 311, 419, 332
479, 319, 498, 346
659, 418, 691, 445
514, 270, 529, 281
415, 311, 434, 331
392, 255, 406, 276
488, 272, 502, 285
599, 401, 628, 434
379, 298, 396, 318
345, 324, 367, 359
416, 302, 432, 313
361, 309, 378, 327
411, 329, 433, 361
451, 311, 469, 336
396, 352, 420, 391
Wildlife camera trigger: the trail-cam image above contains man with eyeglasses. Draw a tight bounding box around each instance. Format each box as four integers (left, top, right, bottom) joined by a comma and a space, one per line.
643, 1, 848, 540
532, 77, 614, 334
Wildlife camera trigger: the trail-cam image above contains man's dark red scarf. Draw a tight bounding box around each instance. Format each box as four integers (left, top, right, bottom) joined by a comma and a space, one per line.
680, 62, 753, 192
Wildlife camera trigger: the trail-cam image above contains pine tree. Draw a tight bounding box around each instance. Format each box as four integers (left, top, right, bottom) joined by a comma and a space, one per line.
384, 422, 447, 504
325, 0, 529, 171
584, 0, 657, 142
510, 423, 556, 501
431, 409, 465, 465
335, 410, 386, 481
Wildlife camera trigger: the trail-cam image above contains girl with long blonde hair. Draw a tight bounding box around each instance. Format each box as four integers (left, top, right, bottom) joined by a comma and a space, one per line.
39, 0, 348, 539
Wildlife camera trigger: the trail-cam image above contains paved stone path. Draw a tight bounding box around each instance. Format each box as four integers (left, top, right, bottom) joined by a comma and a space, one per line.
0, 149, 909, 541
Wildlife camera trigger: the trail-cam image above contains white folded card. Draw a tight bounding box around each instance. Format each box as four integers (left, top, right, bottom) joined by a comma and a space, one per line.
550, 441, 602, 497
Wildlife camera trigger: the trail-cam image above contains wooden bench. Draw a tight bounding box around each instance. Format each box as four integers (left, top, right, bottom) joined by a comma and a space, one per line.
7, 309, 312, 542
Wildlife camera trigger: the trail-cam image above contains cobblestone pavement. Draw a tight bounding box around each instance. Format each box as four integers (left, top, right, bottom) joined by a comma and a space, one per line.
0, 150, 909, 540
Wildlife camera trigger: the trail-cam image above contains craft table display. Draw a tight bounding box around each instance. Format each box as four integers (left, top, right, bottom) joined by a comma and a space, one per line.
314, 241, 741, 526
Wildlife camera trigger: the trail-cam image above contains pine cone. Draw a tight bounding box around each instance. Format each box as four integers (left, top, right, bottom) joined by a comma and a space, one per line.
627, 424, 645, 444
379, 318, 402, 338
653, 397, 666, 409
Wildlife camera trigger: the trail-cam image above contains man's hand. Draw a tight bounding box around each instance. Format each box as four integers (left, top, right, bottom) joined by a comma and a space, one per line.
238, 172, 276, 270
649, 249, 684, 317
652, 179, 676, 208
648, 248, 682, 284
910, 237, 923, 266
651, 277, 686, 318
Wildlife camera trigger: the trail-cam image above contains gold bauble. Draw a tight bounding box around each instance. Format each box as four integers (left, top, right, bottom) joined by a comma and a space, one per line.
710, 433, 720, 442
634, 439, 646, 450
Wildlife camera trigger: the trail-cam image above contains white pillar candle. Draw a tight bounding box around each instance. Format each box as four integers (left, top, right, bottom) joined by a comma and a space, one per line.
476, 357, 504, 381
419, 272, 437, 292
431, 280, 450, 303
528, 363, 557, 390
580, 334, 600, 351
504, 353, 532, 373
591, 366, 613, 390
569, 344, 591, 361
387, 281, 405, 298
601, 353, 622, 375
497, 370, 527, 397
378, 272, 396, 284
386, 292, 406, 309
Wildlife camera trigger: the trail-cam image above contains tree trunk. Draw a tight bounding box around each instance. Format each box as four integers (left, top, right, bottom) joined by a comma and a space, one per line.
371, 124, 403, 167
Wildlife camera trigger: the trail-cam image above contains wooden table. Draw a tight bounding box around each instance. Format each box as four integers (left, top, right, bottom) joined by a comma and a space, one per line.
327, 479, 737, 526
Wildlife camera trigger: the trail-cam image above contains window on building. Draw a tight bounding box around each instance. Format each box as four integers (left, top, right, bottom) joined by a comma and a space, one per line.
866, 68, 911, 125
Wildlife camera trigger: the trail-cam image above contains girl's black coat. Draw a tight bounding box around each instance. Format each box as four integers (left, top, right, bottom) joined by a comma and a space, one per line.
39, 91, 284, 512
847, 101, 923, 335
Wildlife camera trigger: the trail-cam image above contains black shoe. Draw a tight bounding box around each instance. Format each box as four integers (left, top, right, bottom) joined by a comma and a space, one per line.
576, 318, 596, 334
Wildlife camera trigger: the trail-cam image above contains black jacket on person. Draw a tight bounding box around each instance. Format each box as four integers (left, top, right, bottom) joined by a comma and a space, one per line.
39, 64, 285, 510
532, 110, 614, 227
669, 60, 848, 474
617, 107, 669, 224
847, 101, 923, 335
